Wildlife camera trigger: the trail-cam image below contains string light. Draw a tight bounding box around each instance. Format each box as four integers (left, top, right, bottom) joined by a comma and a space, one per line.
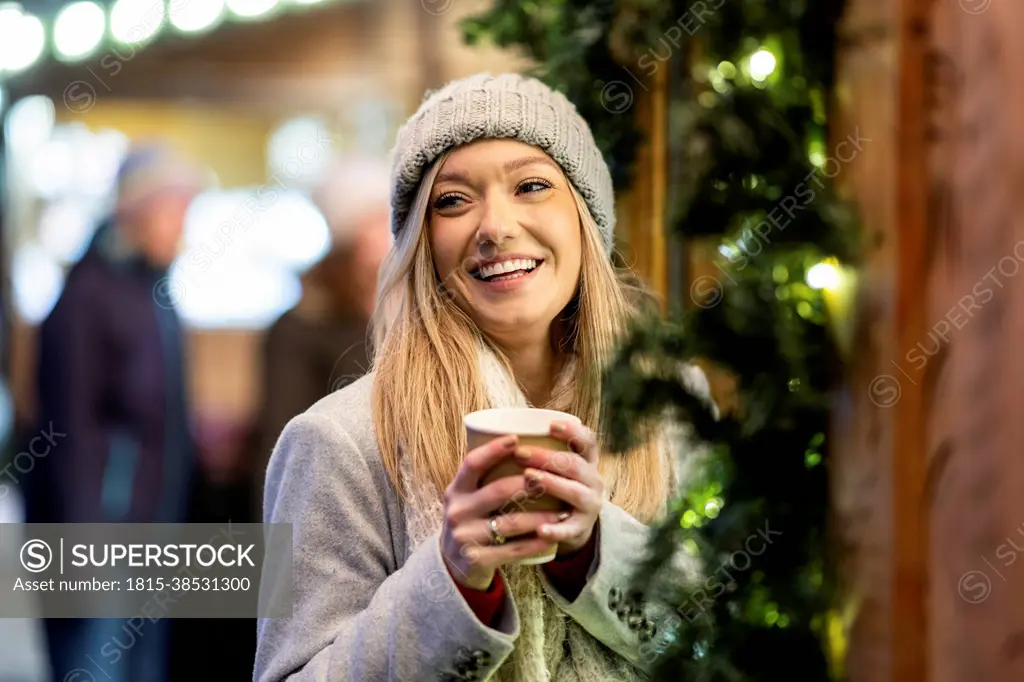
806, 259, 841, 290
227, 0, 281, 18
0, 4, 46, 74
747, 48, 777, 82
110, 0, 166, 44
54, 2, 106, 61
0, 0, 341, 78
170, 0, 226, 33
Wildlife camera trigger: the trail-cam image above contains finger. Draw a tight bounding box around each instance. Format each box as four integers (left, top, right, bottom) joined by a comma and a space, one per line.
457, 510, 572, 546
450, 474, 533, 523
449, 435, 519, 493
513, 446, 600, 488
536, 513, 592, 544
462, 535, 558, 567
524, 467, 602, 513
550, 421, 599, 465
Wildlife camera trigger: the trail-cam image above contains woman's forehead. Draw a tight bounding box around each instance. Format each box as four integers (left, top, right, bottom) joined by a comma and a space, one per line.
439, 139, 560, 174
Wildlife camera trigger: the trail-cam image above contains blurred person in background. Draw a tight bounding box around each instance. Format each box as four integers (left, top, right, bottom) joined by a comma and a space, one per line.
249, 154, 391, 518
24, 143, 206, 682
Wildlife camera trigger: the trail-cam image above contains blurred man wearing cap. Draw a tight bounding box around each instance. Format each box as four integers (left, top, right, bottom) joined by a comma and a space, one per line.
250, 154, 392, 517
26, 142, 207, 682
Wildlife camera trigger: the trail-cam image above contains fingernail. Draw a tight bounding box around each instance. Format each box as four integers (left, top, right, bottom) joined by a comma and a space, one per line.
524, 468, 543, 483
557, 511, 570, 522
550, 422, 565, 433
514, 447, 531, 461
501, 435, 518, 447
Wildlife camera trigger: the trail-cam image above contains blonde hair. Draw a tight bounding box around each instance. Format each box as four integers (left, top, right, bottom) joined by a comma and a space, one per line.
370, 152, 665, 524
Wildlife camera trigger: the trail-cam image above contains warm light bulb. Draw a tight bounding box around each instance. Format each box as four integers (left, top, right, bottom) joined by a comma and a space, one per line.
170, 0, 225, 32
806, 261, 841, 290
55, 2, 107, 61
226, 0, 280, 18
110, 0, 166, 44
748, 49, 777, 81
717, 61, 737, 78
0, 6, 46, 73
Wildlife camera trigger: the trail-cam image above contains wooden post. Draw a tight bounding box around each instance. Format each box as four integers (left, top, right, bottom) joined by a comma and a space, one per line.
892, 0, 930, 679
621, 64, 669, 310
833, 0, 1024, 680
830, 0, 931, 679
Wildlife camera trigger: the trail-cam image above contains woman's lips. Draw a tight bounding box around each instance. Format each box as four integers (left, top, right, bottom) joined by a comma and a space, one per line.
472, 262, 542, 292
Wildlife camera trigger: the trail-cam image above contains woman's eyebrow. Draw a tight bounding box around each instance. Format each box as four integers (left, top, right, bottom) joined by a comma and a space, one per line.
503, 156, 560, 174
433, 169, 471, 186
433, 156, 559, 187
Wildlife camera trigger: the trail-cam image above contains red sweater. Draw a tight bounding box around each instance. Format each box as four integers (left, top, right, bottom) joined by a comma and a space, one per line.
448, 533, 598, 627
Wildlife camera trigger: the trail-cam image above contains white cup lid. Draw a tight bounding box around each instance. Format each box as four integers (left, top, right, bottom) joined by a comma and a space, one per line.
463, 408, 581, 436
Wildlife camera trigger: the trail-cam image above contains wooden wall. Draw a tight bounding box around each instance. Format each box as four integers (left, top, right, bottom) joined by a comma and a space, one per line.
830, 0, 902, 677
923, 0, 1024, 680
834, 0, 1024, 680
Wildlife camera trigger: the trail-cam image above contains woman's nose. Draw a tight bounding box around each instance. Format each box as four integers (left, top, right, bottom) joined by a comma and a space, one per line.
475, 195, 519, 248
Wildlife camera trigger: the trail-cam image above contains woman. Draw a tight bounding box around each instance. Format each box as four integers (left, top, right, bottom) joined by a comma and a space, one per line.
256, 73, 712, 681
251, 154, 392, 520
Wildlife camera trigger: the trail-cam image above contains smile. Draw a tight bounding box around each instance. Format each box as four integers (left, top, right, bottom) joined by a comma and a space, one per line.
471, 258, 543, 282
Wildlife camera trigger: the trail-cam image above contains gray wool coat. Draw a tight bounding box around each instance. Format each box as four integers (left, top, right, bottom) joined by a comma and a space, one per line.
254, 374, 678, 682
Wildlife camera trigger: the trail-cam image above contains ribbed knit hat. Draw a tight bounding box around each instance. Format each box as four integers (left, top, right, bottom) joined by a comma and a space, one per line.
389, 73, 615, 253
115, 142, 211, 215
311, 153, 392, 249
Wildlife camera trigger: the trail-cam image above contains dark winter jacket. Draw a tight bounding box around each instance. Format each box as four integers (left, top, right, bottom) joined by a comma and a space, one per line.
251, 295, 371, 519
25, 220, 194, 524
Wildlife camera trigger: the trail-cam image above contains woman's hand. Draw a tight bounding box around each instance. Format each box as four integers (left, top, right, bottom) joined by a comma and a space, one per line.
512, 421, 604, 556
440, 435, 567, 591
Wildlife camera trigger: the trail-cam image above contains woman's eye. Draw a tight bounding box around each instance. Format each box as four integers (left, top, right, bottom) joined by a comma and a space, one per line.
433, 193, 465, 210
517, 179, 552, 195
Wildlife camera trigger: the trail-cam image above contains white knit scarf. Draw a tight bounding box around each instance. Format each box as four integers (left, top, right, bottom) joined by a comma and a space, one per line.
399, 344, 654, 682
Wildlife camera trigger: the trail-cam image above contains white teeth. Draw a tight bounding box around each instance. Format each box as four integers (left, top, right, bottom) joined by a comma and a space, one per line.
478, 258, 538, 280
489, 271, 529, 282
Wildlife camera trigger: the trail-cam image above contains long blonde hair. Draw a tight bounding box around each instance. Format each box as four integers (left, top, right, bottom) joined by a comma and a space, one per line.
370, 152, 665, 524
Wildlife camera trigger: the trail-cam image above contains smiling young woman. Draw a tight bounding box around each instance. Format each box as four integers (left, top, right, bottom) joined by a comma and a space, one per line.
255, 73, 714, 682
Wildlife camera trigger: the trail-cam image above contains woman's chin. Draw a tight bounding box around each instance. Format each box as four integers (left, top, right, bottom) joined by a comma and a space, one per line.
471, 307, 554, 341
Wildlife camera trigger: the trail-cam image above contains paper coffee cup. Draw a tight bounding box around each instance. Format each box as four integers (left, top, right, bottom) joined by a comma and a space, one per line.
464, 408, 582, 565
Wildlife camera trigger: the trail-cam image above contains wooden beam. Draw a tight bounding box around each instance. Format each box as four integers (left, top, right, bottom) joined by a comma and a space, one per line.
621, 64, 669, 310
892, 0, 930, 679
830, 0, 931, 679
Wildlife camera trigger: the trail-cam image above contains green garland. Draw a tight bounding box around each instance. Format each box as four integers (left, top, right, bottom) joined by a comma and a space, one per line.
465, 1, 859, 680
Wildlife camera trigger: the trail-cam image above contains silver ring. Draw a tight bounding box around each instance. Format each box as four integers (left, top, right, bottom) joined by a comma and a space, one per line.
489, 517, 506, 545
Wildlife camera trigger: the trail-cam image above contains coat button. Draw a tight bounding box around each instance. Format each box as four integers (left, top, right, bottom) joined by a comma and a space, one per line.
608, 587, 622, 610
627, 613, 645, 631
615, 603, 633, 620
471, 649, 491, 667
639, 618, 658, 641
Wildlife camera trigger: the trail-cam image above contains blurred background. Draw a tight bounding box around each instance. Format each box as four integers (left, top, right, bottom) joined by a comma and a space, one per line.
0, 1, 530, 680
0, 1, 1021, 682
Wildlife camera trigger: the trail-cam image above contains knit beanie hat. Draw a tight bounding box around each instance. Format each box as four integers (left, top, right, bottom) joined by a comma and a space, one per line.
389, 73, 616, 253
115, 142, 211, 216
311, 153, 392, 250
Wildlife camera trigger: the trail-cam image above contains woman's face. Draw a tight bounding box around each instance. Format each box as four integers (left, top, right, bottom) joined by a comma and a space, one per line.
427, 139, 582, 346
